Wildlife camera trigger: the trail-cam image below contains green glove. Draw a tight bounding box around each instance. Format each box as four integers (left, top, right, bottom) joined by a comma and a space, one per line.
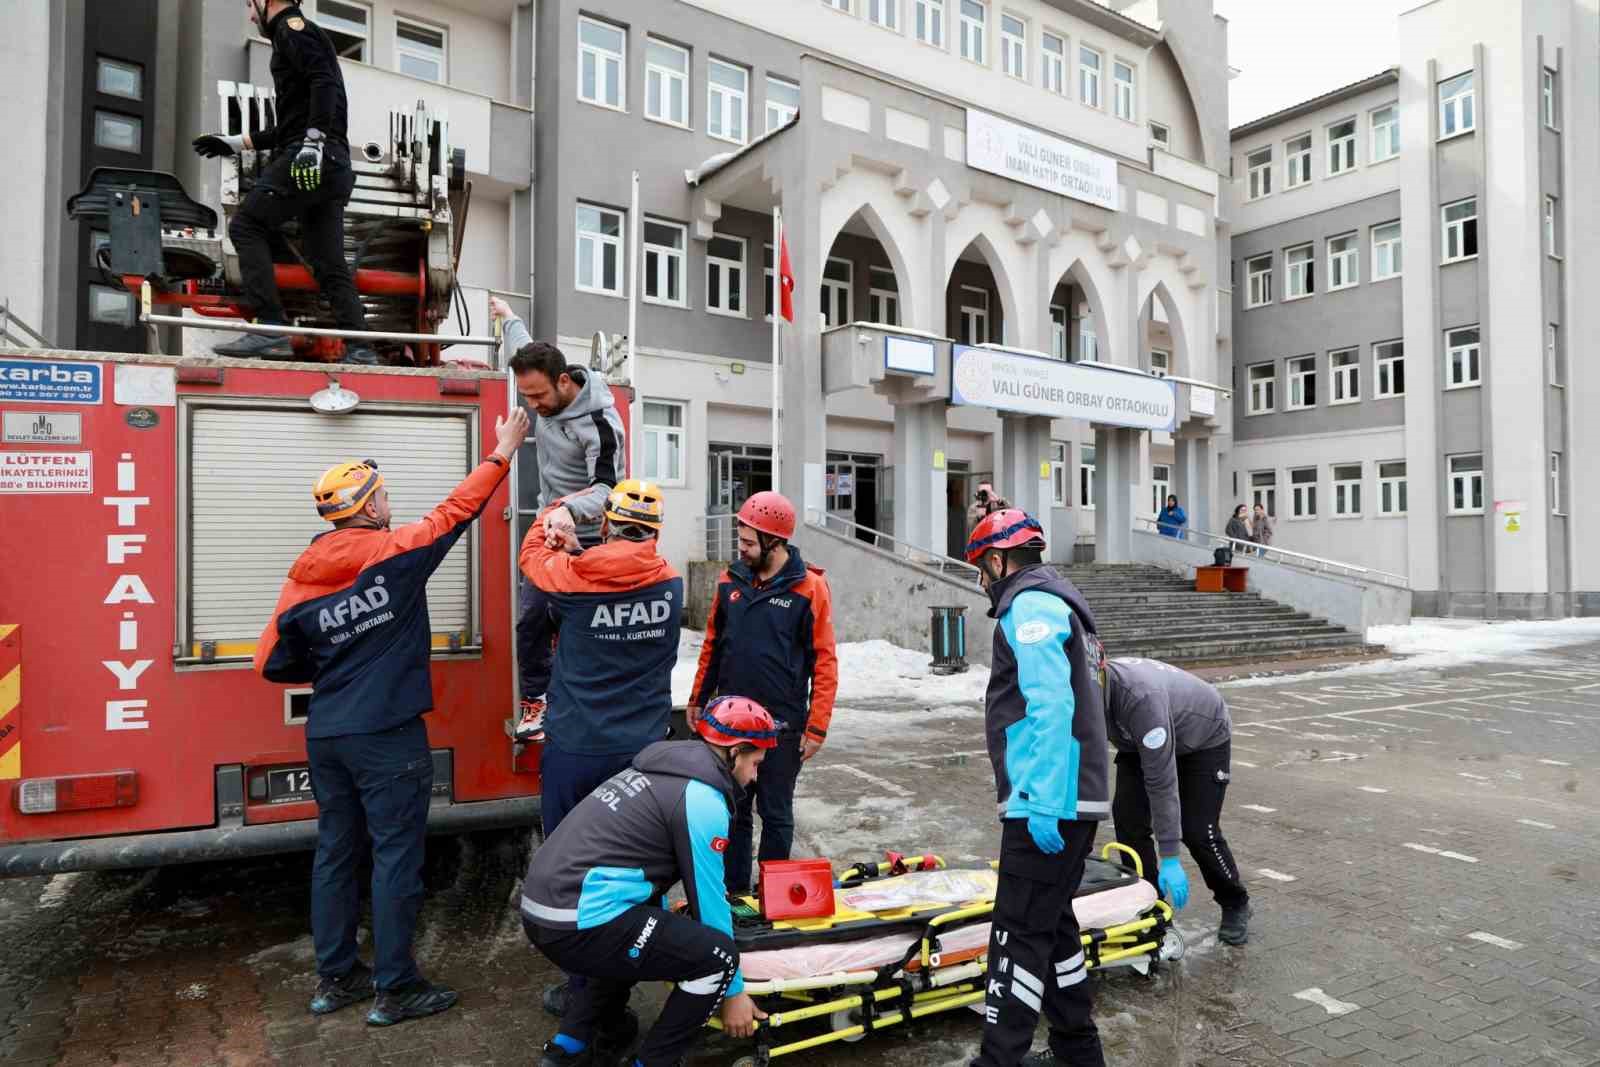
291, 129, 325, 191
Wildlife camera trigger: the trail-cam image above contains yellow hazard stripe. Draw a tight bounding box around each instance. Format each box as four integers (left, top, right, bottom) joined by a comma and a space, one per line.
0, 745, 17, 780
0, 624, 16, 640
0, 665, 17, 722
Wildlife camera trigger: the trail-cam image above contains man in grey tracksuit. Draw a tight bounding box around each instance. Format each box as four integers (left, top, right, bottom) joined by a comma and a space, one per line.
1104, 657, 1251, 945
491, 301, 626, 741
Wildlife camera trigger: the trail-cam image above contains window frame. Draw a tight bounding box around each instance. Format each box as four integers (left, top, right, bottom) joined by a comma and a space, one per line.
1112, 59, 1135, 122
1040, 31, 1066, 95
1246, 146, 1272, 200
1149, 121, 1170, 148
1247, 361, 1276, 415
1371, 220, 1401, 281
1327, 232, 1359, 291
1326, 116, 1357, 176
575, 15, 623, 110
1076, 314, 1098, 363
641, 217, 687, 308
1250, 470, 1278, 518
868, 0, 900, 30
575, 202, 626, 298
1284, 242, 1315, 300
644, 38, 690, 129
1286, 354, 1318, 410
867, 265, 900, 326
92, 109, 142, 154
913, 0, 946, 48
958, 0, 986, 65
1329, 348, 1360, 405
1078, 44, 1103, 109
1447, 453, 1485, 515
1049, 441, 1069, 507
1331, 463, 1363, 518
1547, 324, 1562, 387
1441, 198, 1478, 264
1049, 304, 1068, 360
704, 233, 747, 318
1370, 103, 1399, 162
1543, 195, 1558, 257
641, 398, 688, 487
1438, 71, 1475, 139
765, 76, 800, 135
95, 56, 144, 101
1150, 463, 1171, 515
958, 284, 989, 345
1289, 466, 1318, 520
1245, 253, 1273, 308
707, 57, 749, 146
822, 256, 854, 328
1079, 444, 1097, 511
1377, 461, 1408, 516
1550, 451, 1562, 515
1542, 67, 1558, 130
1444, 325, 1481, 389
1149, 348, 1170, 378
395, 16, 448, 83
1000, 13, 1027, 80
1284, 132, 1312, 188
1374, 341, 1404, 398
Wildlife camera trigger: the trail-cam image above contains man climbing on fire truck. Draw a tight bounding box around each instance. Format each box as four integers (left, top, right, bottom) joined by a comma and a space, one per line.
254, 406, 530, 1026
191, 0, 378, 364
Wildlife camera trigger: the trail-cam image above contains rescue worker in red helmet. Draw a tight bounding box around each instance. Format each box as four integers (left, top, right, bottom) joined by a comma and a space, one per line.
965, 509, 1110, 1067
520, 696, 777, 1066
689, 491, 838, 894
256, 407, 530, 1025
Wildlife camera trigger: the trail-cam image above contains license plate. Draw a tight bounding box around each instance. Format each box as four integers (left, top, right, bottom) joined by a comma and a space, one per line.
266, 766, 315, 805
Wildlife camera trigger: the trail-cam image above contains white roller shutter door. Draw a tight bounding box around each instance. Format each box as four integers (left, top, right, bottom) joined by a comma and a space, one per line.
189, 406, 474, 648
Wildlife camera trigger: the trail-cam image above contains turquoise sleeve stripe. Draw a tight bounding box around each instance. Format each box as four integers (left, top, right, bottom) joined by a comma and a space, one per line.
1001, 589, 1079, 818
684, 780, 744, 996
575, 866, 654, 929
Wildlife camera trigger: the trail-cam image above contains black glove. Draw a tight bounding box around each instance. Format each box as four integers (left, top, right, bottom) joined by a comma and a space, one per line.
291, 129, 325, 191
192, 133, 245, 158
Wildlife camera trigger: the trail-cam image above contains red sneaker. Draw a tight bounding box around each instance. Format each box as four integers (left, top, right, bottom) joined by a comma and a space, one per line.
514, 698, 546, 743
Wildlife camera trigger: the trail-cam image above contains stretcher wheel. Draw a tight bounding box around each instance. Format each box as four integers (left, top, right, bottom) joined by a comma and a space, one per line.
829, 1008, 867, 1041
731, 1057, 758, 1067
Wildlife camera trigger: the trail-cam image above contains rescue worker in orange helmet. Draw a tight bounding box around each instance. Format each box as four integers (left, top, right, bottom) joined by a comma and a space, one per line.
519, 478, 684, 1031
689, 490, 838, 895
255, 406, 529, 1025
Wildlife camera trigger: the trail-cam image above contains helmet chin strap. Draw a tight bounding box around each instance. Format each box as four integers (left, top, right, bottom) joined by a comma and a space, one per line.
252, 0, 272, 30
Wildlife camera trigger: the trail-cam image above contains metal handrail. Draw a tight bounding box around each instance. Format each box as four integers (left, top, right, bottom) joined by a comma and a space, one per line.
699, 513, 739, 561
804, 508, 981, 580
1, 298, 52, 349
1133, 517, 1410, 589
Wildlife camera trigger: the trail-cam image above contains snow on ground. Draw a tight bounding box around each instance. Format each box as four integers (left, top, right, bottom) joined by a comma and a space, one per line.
1222, 616, 1600, 688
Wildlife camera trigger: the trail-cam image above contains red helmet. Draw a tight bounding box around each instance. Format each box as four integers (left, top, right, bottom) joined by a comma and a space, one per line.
737, 491, 796, 541
965, 508, 1046, 564
695, 696, 781, 750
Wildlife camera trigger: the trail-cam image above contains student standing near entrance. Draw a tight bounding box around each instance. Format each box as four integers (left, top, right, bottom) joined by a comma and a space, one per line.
688, 491, 838, 893
966, 509, 1109, 1067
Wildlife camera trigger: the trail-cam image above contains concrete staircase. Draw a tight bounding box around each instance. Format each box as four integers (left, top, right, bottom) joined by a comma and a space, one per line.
1057, 563, 1370, 667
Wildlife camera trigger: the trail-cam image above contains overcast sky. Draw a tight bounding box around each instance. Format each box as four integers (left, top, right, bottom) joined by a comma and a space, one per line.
1215, 0, 1414, 127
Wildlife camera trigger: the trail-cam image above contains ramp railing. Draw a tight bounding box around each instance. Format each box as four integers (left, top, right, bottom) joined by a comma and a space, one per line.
1133, 516, 1409, 589
1, 299, 52, 349
806, 509, 980, 581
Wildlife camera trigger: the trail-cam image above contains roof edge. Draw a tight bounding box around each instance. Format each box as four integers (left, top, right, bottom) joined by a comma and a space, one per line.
1053, 1, 1164, 48
1231, 68, 1399, 140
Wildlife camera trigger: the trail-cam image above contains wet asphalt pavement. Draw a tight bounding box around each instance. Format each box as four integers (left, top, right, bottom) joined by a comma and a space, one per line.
2, 636, 1598, 1066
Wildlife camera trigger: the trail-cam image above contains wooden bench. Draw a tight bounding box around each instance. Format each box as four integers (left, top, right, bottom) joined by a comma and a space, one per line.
1194, 565, 1249, 593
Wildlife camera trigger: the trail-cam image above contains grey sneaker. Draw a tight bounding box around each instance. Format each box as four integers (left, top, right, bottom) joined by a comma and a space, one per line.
341, 344, 381, 365
214, 332, 294, 358
308, 961, 375, 1015
366, 979, 458, 1026
1219, 903, 1252, 946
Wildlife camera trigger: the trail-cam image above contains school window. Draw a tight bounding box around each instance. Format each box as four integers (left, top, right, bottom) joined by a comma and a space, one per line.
868, 266, 900, 326
1245, 253, 1273, 308
642, 218, 686, 307
1542, 68, 1558, 129
1442, 198, 1477, 262
1150, 349, 1170, 377
1378, 461, 1407, 516
822, 257, 853, 327
1290, 467, 1318, 519
1438, 71, 1475, 138
1445, 326, 1481, 388
1247, 362, 1276, 414
763, 244, 775, 320
396, 19, 446, 82
1374, 341, 1404, 397
642, 400, 685, 485
1050, 442, 1069, 506
312, 0, 370, 60
1287, 355, 1317, 410
1251, 471, 1278, 518
1330, 348, 1359, 403
1547, 324, 1562, 386
1328, 232, 1358, 290
708, 59, 748, 145
575, 203, 624, 295
1001, 15, 1026, 79
1149, 122, 1170, 148
705, 234, 746, 317
1550, 452, 1562, 514
1041, 33, 1066, 95
765, 77, 800, 134
1113, 61, 1135, 121
1079, 445, 1096, 510
1284, 133, 1311, 188
1049, 305, 1068, 360
1285, 243, 1314, 299
959, 285, 989, 344
577, 17, 623, 108
1372, 221, 1401, 280
1331, 464, 1362, 517
88, 283, 136, 326
645, 39, 689, 128
1078, 46, 1102, 108
1151, 464, 1170, 514
95, 57, 144, 100
959, 0, 986, 64
1371, 104, 1399, 161
913, 0, 945, 48
1327, 118, 1356, 175
93, 110, 142, 153
1077, 315, 1099, 363
1543, 196, 1558, 256
1448, 453, 1484, 514
1246, 147, 1272, 200
868, 0, 899, 30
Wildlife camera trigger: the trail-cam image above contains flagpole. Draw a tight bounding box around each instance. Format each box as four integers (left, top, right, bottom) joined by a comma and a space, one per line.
770, 205, 782, 493
628, 170, 641, 478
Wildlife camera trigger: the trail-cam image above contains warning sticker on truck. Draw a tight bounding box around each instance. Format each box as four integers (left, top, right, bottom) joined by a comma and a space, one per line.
0, 450, 93, 493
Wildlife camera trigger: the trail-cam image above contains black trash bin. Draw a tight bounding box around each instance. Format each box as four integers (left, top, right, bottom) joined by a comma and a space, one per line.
930, 605, 969, 675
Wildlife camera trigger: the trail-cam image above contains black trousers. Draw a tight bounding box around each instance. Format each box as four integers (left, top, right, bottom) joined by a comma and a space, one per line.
724, 729, 803, 893
1111, 742, 1249, 910
973, 819, 1105, 1067
525, 906, 738, 1066
515, 579, 557, 702
229, 146, 365, 330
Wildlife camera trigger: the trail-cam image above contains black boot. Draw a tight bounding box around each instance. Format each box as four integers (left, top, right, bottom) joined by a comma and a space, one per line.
538, 1038, 594, 1067
593, 1007, 641, 1061
214, 332, 294, 358
1219, 903, 1252, 946
366, 978, 459, 1025
308, 961, 375, 1015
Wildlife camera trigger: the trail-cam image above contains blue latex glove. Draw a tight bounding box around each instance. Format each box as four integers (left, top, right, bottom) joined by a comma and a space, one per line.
1158, 856, 1190, 910
1026, 814, 1064, 854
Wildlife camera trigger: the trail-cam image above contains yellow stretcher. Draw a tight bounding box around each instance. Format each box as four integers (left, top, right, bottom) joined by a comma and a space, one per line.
705, 844, 1180, 1066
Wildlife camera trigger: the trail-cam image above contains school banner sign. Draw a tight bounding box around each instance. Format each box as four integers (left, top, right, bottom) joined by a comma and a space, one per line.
950, 345, 1176, 432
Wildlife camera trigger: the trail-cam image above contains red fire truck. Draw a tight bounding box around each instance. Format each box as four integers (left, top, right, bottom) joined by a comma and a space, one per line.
0, 351, 629, 876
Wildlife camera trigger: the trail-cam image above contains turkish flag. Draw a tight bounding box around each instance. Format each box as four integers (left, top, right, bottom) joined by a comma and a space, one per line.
778, 231, 795, 323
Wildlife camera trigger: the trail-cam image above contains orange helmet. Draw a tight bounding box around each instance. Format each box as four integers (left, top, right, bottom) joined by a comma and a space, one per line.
313, 459, 384, 522
605, 478, 665, 532
695, 696, 781, 750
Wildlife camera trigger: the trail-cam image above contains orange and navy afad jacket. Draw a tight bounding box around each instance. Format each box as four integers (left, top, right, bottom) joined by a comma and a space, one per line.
520, 503, 683, 756
691, 548, 838, 743
254, 457, 509, 739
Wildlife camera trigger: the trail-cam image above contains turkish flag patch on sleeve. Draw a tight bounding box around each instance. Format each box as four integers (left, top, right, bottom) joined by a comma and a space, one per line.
711, 836, 729, 853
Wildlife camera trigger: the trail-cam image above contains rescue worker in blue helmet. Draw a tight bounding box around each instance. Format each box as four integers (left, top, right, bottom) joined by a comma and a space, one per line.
520, 696, 777, 1067
966, 509, 1109, 1067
